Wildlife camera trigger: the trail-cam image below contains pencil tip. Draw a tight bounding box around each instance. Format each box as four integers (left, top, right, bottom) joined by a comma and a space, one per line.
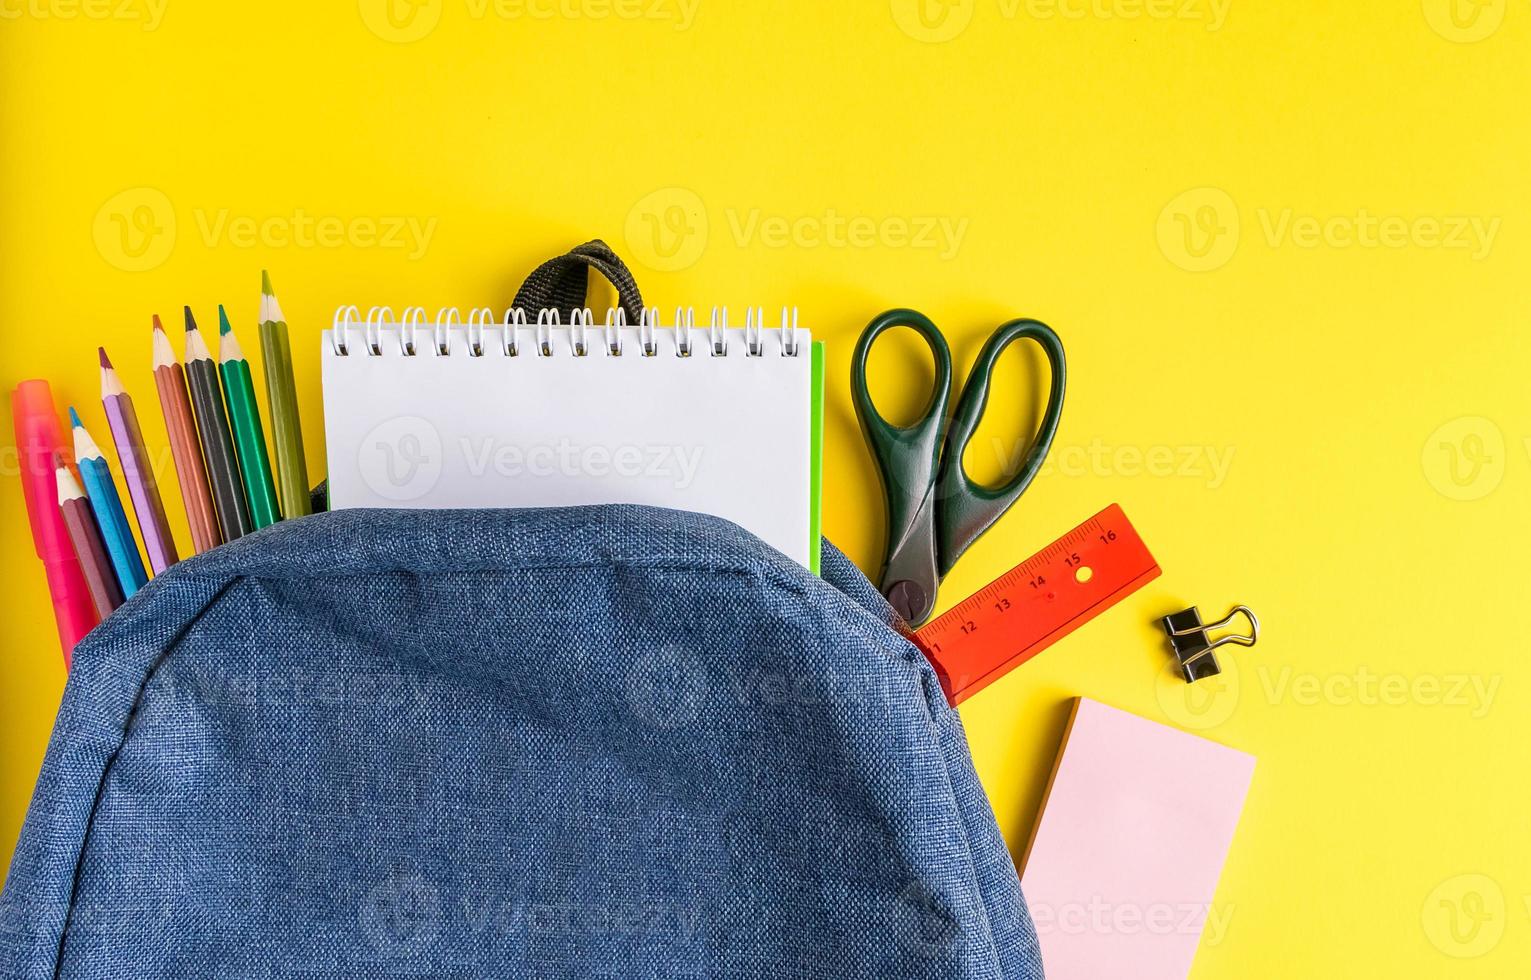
262, 269, 273, 295
152, 313, 164, 333
68, 406, 82, 428
218, 305, 232, 335
98, 347, 112, 369
184, 306, 196, 332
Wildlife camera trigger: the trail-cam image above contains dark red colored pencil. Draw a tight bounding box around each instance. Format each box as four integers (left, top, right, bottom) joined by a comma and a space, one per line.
55, 452, 123, 618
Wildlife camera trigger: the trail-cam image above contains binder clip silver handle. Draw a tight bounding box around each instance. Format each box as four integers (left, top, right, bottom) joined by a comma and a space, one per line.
1160, 605, 1259, 683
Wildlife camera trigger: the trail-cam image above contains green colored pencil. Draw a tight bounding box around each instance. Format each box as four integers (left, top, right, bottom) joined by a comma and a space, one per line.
259, 272, 310, 517
184, 308, 251, 542
217, 305, 281, 529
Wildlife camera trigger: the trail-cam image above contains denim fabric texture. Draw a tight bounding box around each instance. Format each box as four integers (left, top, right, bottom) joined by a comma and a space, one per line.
0, 506, 1043, 978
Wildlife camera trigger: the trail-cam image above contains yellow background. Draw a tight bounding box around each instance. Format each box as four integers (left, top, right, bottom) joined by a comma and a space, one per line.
3, 1, 1529, 975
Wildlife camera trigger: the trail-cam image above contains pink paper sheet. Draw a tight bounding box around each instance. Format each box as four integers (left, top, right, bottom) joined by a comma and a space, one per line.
1020, 698, 1256, 979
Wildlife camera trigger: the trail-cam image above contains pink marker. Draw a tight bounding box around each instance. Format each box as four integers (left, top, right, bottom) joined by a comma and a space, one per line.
13, 380, 99, 668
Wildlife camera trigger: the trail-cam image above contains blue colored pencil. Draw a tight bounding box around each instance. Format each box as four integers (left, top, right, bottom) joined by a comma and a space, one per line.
69, 407, 148, 598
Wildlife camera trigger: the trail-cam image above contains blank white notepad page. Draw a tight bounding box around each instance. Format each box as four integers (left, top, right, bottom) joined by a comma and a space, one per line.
322, 325, 812, 566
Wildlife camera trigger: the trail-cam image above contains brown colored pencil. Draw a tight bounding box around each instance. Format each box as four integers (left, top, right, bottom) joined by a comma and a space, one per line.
56, 453, 124, 618
152, 315, 221, 553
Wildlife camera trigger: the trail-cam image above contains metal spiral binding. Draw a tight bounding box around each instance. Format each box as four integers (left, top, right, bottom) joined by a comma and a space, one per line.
329, 305, 803, 358
708, 307, 728, 357
535, 308, 559, 357
332, 305, 359, 355
401, 307, 427, 356
365, 306, 391, 356
639, 307, 659, 357
604, 308, 626, 356
502, 307, 527, 357
467, 308, 494, 357
433, 308, 458, 355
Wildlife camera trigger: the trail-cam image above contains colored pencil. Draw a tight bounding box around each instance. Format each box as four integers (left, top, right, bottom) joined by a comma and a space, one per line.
218, 305, 281, 529
260, 272, 310, 517
99, 347, 179, 574
184, 307, 251, 541
70, 407, 148, 597
56, 453, 124, 618
152, 315, 221, 554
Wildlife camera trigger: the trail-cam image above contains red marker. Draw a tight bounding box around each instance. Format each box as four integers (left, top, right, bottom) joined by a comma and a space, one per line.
12, 380, 98, 667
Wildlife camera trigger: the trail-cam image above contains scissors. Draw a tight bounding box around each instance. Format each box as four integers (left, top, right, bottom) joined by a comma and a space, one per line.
851, 309, 1066, 626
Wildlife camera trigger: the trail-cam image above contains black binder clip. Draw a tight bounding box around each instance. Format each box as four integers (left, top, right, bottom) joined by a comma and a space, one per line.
1160, 605, 1259, 683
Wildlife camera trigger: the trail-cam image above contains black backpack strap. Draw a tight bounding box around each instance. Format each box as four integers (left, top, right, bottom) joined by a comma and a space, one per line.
512, 240, 645, 324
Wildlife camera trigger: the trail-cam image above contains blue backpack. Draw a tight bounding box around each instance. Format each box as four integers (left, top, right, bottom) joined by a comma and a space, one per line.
1, 497, 1042, 978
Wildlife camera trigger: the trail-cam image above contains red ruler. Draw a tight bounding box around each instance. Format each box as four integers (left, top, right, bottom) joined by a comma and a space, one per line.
913, 504, 1160, 705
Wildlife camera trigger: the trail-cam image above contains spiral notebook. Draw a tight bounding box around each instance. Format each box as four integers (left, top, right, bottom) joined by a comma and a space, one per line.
321, 309, 824, 570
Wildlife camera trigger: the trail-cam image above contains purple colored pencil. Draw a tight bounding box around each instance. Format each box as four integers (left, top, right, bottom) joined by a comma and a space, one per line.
100, 347, 179, 574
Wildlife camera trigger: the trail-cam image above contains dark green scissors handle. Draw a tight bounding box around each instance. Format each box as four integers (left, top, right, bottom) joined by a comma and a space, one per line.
852, 310, 954, 624
852, 310, 1066, 625
936, 318, 1066, 575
